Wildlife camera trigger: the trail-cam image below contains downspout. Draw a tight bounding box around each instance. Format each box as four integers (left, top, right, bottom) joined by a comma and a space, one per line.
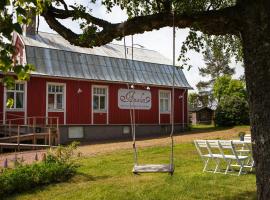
182, 89, 187, 130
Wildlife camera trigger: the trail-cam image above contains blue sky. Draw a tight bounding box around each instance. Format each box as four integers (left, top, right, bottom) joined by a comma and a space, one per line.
38, 0, 244, 90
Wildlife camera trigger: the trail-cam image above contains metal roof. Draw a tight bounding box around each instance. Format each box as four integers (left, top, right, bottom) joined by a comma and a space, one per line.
22, 32, 192, 88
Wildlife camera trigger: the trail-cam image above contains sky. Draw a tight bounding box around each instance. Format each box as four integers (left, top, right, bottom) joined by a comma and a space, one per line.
38, 0, 244, 91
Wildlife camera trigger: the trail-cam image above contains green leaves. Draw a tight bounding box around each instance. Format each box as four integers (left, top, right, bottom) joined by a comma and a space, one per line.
0, 0, 38, 90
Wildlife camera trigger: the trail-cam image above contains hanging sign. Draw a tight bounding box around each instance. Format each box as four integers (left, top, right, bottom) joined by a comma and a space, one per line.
118, 89, 152, 110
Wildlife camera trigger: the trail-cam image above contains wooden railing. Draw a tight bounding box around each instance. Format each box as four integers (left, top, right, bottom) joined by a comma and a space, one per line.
0, 116, 60, 151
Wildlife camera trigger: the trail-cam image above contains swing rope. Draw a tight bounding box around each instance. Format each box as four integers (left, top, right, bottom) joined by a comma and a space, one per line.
123, 9, 176, 173
169, 9, 176, 169
123, 36, 138, 166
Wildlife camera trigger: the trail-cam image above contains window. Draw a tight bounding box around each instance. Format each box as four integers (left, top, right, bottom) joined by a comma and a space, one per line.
6, 83, 25, 110
93, 86, 107, 112
47, 84, 65, 111
159, 91, 171, 113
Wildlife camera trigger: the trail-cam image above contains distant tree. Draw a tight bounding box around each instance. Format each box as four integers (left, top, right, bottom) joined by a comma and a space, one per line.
215, 95, 249, 126
214, 75, 249, 126
213, 75, 247, 102
188, 91, 215, 108
196, 43, 235, 92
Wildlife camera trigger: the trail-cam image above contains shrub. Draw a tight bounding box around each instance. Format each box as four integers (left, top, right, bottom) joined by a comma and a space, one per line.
0, 142, 79, 197
215, 95, 250, 126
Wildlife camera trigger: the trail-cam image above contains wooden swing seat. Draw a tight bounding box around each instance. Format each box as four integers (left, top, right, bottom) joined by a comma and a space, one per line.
133, 164, 174, 174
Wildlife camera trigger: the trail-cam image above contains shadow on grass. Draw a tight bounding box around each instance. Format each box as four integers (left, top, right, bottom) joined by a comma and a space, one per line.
6, 173, 111, 200
70, 172, 111, 183
220, 190, 256, 200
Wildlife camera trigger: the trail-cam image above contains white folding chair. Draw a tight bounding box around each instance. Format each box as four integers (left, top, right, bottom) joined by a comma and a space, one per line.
244, 134, 251, 142
206, 140, 223, 173
194, 140, 217, 172
218, 140, 249, 176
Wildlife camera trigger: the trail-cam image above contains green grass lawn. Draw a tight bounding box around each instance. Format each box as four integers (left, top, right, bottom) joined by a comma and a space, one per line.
7, 143, 256, 200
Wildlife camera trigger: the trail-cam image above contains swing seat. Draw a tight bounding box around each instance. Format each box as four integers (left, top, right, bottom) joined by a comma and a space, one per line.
133, 164, 174, 174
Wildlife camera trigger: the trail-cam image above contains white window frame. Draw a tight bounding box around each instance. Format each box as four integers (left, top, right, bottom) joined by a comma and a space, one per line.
91, 85, 109, 125
92, 85, 108, 113
46, 83, 66, 112
46, 82, 66, 125
159, 90, 171, 114
5, 82, 26, 111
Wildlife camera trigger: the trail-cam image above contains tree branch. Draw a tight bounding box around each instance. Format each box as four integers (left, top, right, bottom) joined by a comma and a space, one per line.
42, 5, 241, 47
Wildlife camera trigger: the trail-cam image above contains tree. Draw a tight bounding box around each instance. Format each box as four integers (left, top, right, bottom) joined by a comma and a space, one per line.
0, 1, 34, 95
188, 92, 211, 108
214, 76, 249, 126
196, 43, 235, 92
1, 0, 270, 199
215, 95, 249, 126
213, 75, 247, 102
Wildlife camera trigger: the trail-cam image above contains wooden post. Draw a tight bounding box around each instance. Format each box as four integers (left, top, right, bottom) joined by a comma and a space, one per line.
33, 117, 36, 133
9, 120, 11, 137
57, 117, 59, 145
27, 117, 30, 134
17, 125, 20, 151
48, 128, 51, 147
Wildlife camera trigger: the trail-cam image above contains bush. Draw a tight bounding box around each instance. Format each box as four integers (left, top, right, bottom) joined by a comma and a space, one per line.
215, 95, 250, 126
0, 142, 79, 197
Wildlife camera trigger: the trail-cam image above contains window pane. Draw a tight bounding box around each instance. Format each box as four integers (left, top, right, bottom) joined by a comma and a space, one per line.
56, 94, 63, 109
16, 93, 24, 108
100, 88, 105, 95
100, 96, 105, 110
165, 99, 169, 112
94, 88, 98, 94
48, 94, 55, 109
59, 86, 63, 92
6, 92, 14, 108
93, 96, 99, 110
15, 84, 20, 91
19, 84, 24, 91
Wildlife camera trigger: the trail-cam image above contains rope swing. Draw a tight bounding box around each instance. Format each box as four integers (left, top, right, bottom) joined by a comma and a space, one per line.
124, 10, 176, 175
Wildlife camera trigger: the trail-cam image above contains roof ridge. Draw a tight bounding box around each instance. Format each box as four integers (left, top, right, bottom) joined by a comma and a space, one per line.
36, 31, 160, 53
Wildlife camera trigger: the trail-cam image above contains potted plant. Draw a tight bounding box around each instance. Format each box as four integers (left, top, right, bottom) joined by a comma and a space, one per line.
238, 132, 246, 141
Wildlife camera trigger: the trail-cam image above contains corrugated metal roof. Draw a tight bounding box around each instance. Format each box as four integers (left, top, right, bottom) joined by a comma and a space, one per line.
22, 32, 192, 88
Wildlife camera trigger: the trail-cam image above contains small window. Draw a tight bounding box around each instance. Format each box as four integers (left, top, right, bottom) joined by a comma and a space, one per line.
93, 86, 107, 112
47, 84, 65, 111
159, 91, 171, 113
6, 83, 25, 110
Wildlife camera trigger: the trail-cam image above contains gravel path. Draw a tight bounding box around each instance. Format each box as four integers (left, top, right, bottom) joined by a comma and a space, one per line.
0, 126, 249, 167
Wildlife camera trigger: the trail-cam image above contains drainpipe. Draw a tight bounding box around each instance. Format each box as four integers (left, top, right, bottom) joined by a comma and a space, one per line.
182, 89, 187, 130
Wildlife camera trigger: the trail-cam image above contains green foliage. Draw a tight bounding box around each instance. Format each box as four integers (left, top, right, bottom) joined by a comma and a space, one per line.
188, 91, 214, 108
213, 75, 247, 102
213, 75, 248, 126
0, 142, 79, 198
0, 0, 41, 88
215, 95, 249, 126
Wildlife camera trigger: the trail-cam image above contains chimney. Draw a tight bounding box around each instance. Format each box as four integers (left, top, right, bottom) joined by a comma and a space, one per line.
22, 14, 37, 36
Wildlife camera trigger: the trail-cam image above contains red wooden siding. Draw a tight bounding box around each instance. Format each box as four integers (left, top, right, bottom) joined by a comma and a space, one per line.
66, 80, 91, 124
93, 113, 107, 124
0, 76, 188, 126
6, 112, 24, 124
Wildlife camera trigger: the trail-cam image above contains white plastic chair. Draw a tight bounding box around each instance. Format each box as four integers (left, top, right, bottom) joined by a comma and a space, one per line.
194, 140, 217, 172
206, 140, 223, 173
218, 140, 249, 176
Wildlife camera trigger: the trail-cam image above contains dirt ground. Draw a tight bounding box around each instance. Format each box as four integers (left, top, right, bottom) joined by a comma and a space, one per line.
0, 126, 250, 167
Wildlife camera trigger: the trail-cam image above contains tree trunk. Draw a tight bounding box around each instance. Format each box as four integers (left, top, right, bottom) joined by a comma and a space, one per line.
241, 2, 270, 199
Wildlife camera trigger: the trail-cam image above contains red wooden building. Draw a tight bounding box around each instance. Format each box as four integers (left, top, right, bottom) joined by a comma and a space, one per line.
1, 27, 191, 143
